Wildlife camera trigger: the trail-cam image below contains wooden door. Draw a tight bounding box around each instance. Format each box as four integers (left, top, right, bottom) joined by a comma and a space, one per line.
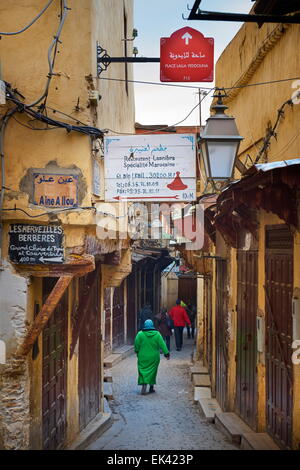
178, 276, 197, 306
113, 283, 125, 348
42, 278, 68, 450
146, 268, 154, 310
265, 225, 293, 449
126, 271, 137, 344
236, 249, 258, 429
78, 264, 101, 431
215, 259, 228, 410
204, 276, 213, 372
104, 288, 112, 355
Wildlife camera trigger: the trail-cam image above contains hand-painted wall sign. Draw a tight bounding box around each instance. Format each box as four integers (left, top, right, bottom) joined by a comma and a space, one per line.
160, 27, 214, 82
33, 173, 78, 208
9, 224, 64, 264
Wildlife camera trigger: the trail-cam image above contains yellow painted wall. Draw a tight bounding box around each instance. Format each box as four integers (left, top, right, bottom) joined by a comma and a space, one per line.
0, 0, 135, 449
215, 23, 300, 170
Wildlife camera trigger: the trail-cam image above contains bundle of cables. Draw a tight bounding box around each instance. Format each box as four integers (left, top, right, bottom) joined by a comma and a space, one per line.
5, 85, 105, 138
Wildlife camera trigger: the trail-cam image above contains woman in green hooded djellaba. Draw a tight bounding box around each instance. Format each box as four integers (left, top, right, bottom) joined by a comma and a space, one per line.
134, 319, 170, 395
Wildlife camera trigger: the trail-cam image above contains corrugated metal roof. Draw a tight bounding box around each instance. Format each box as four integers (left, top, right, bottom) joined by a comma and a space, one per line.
254, 158, 300, 172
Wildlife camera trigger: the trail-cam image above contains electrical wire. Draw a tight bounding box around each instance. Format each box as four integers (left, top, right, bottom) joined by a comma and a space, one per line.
44, 105, 88, 126
1, 206, 97, 218
269, 126, 300, 160
254, 97, 294, 164
6, 87, 105, 138
97, 74, 300, 93
223, 76, 300, 91
27, 0, 70, 108
105, 87, 215, 135
12, 114, 57, 131
98, 76, 212, 90
0, 0, 54, 36
1, 206, 130, 220
0, 107, 18, 257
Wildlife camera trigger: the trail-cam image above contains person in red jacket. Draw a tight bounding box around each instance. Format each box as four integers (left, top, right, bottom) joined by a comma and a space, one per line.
168, 299, 191, 351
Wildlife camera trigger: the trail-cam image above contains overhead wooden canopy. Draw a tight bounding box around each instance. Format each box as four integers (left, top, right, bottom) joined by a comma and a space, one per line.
213, 160, 300, 248
16, 276, 73, 357
14, 254, 95, 358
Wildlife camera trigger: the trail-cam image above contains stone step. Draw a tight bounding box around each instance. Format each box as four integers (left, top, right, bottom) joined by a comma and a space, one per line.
190, 366, 209, 381
103, 382, 114, 400
198, 398, 221, 423
103, 397, 111, 414
104, 353, 122, 368
104, 369, 113, 383
215, 412, 253, 445
194, 386, 212, 403
193, 374, 211, 387
112, 345, 135, 359
241, 432, 280, 450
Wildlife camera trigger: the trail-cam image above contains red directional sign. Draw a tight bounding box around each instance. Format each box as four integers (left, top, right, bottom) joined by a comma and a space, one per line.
160, 27, 214, 82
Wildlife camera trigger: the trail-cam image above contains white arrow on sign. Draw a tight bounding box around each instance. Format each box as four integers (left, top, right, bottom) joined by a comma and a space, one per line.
39, 256, 63, 263
181, 32, 193, 45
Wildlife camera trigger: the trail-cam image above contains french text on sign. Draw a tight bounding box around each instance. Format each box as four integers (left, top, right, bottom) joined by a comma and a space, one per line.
160, 27, 214, 82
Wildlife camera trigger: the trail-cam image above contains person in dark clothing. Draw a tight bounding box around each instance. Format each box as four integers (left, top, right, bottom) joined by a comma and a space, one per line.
168, 299, 191, 351
155, 308, 172, 351
138, 304, 154, 330
186, 303, 197, 339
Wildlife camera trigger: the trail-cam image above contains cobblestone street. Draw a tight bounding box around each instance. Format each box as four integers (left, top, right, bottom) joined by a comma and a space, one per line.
87, 333, 238, 451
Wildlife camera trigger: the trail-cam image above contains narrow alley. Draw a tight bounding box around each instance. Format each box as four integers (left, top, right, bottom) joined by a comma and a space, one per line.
1, 0, 300, 454
87, 334, 237, 451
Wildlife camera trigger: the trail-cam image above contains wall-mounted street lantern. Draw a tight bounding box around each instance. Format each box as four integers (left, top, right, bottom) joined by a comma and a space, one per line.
200, 89, 243, 192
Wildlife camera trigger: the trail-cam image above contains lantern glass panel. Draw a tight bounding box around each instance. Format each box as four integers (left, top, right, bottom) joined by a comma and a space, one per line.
201, 142, 210, 179
207, 141, 239, 179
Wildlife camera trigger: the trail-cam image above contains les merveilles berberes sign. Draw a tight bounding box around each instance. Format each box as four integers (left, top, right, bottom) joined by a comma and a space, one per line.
33, 173, 78, 208
9, 224, 64, 265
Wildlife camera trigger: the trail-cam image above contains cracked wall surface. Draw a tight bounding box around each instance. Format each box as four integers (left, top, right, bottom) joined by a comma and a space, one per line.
0, 263, 30, 450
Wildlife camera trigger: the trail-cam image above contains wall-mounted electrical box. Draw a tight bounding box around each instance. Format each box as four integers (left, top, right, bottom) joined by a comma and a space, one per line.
257, 316, 265, 353
89, 90, 101, 105
292, 296, 300, 341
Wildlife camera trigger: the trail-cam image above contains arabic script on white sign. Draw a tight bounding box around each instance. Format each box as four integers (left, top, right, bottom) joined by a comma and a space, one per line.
104, 134, 196, 202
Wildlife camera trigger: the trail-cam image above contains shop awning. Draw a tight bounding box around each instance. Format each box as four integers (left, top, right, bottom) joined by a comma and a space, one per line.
212, 158, 300, 247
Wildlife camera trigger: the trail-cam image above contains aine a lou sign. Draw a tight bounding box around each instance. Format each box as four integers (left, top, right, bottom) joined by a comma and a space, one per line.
160, 27, 214, 82
33, 173, 78, 208
104, 134, 196, 202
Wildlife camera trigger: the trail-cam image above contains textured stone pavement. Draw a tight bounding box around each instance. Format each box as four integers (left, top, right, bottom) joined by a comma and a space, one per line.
87, 333, 238, 451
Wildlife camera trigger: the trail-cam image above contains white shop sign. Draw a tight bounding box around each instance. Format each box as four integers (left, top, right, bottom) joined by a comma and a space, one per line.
104, 134, 196, 202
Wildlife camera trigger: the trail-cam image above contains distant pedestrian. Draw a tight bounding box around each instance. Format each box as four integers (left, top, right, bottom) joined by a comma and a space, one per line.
155, 308, 172, 351
138, 303, 154, 330
186, 303, 197, 339
168, 299, 191, 351
134, 319, 170, 395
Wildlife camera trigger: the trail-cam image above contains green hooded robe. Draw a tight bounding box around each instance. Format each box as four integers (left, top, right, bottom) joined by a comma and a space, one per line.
134, 330, 169, 385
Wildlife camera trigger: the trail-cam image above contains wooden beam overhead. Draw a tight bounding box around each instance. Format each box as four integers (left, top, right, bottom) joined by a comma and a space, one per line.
15, 276, 73, 357
12, 254, 95, 278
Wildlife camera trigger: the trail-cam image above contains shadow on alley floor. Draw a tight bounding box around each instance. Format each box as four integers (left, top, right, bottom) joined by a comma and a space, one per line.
86, 332, 238, 451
